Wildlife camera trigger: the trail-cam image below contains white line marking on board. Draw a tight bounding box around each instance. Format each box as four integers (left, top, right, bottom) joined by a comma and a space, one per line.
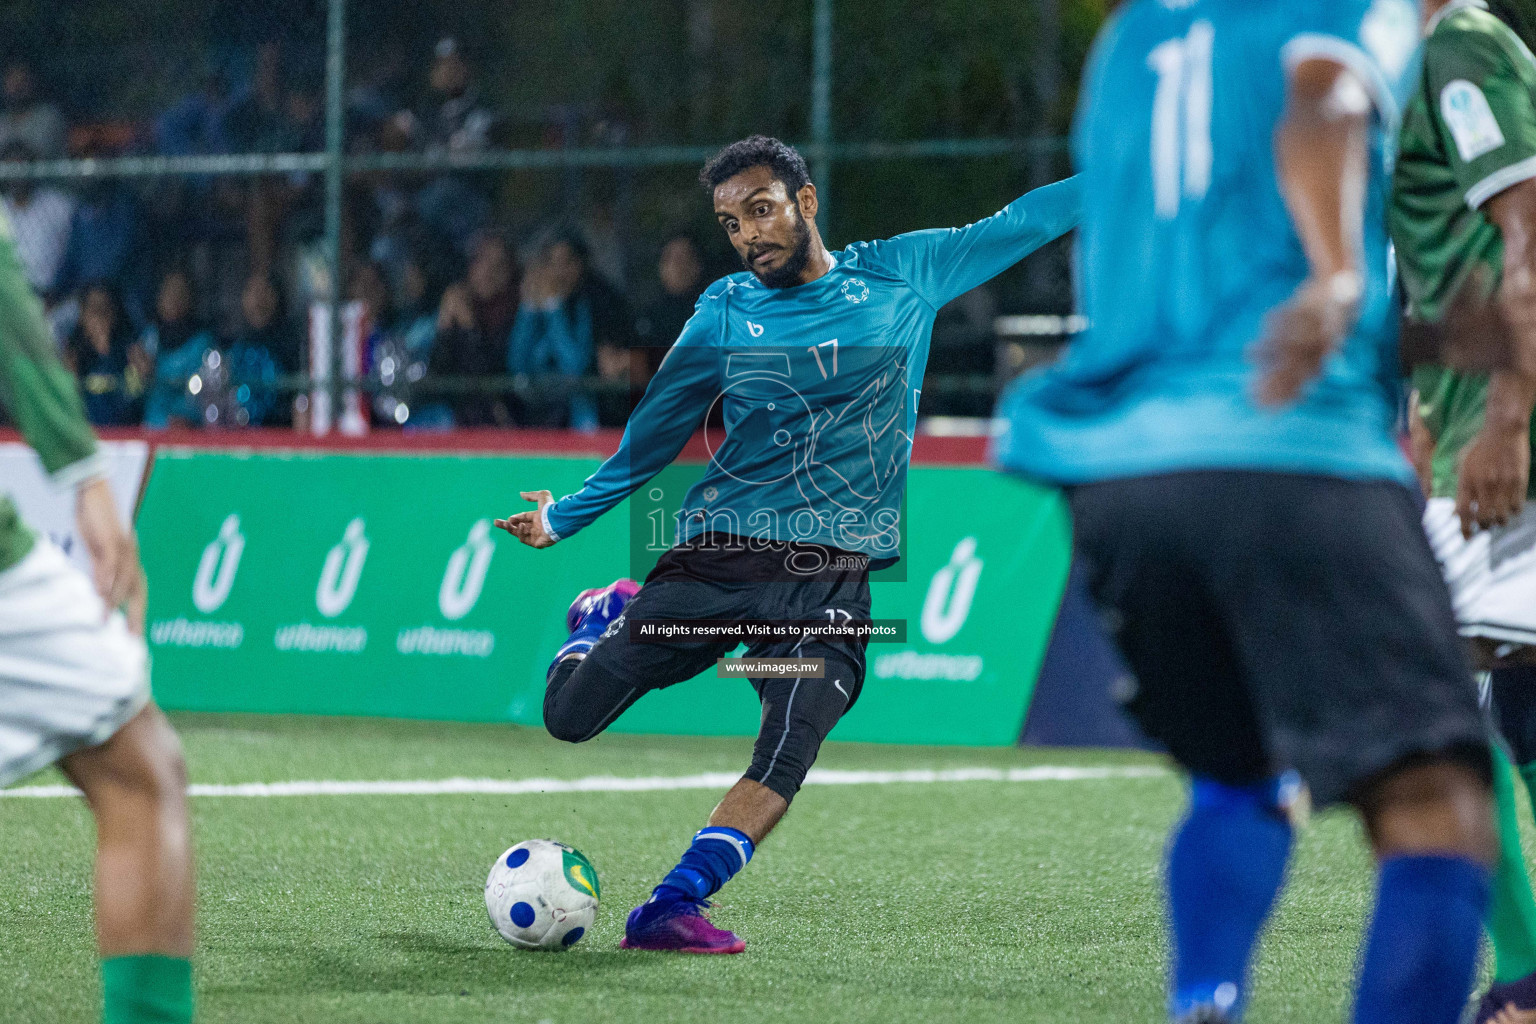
0, 765, 1167, 800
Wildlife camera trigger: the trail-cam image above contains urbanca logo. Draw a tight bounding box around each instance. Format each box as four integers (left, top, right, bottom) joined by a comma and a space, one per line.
921, 536, 983, 644
317, 518, 370, 618
440, 519, 495, 621
193, 514, 245, 614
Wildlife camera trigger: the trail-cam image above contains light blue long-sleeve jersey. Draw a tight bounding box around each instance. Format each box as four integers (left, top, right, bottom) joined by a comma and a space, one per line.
543, 176, 1082, 561
994, 0, 1420, 486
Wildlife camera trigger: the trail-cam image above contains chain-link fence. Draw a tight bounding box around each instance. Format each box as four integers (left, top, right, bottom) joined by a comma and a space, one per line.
0, 0, 1099, 433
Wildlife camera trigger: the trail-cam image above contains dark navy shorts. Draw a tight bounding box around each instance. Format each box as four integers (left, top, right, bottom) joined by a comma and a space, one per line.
1071, 470, 1490, 807
543, 534, 871, 803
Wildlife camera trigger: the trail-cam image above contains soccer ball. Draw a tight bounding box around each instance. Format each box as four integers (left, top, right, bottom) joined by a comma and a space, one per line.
484, 839, 601, 950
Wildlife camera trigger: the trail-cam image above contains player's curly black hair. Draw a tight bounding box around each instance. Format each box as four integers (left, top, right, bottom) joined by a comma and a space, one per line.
698, 136, 811, 196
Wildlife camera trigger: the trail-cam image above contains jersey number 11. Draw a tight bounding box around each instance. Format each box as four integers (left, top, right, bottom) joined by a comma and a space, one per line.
1148, 20, 1214, 219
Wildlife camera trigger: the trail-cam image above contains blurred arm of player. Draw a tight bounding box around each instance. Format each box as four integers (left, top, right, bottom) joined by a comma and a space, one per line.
1455, 180, 1536, 536
1255, 58, 1372, 407
76, 477, 147, 634
0, 215, 147, 632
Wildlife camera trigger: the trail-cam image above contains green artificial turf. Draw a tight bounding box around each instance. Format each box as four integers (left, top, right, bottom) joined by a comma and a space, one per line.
0, 712, 1511, 1023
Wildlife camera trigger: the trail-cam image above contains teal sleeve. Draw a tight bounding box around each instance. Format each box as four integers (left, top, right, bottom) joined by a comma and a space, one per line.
544, 303, 721, 541
862, 176, 1082, 310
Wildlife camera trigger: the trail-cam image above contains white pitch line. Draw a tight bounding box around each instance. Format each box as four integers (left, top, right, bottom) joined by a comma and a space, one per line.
0, 764, 1168, 800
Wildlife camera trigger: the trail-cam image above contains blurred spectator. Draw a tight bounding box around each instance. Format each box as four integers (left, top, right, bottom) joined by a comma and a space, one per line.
154, 71, 235, 158
634, 232, 706, 377
1, 141, 74, 300
225, 42, 290, 154
509, 229, 635, 430
350, 260, 391, 357
427, 231, 517, 426
229, 271, 299, 377
138, 269, 212, 363
62, 284, 140, 426
141, 268, 218, 428
403, 37, 495, 251
417, 37, 499, 154
352, 261, 404, 427
144, 266, 280, 429
219, 273, 286, 427
361, 254, 445, 430
55, 171, 149, 328
235, 43, 327, 276
393, 254, 443, 357
150, 71, 247, 306
347, 41, 411, 132
0, 61, 65, 159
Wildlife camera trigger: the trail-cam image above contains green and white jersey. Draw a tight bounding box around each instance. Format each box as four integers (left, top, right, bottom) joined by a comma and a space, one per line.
1391, 0, 1536, 498
0, 208, 100, 573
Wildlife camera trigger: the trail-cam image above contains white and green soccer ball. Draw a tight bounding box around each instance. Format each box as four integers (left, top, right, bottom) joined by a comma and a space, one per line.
484, 839, 600, 950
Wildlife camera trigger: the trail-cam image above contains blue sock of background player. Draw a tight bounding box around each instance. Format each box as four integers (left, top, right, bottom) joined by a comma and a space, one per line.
1166, 774, 1296, 1021
1353, 855, 1489, 1024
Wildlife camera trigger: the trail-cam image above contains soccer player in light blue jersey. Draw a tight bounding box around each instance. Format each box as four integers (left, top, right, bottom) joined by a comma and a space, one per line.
995, 2, 1496, 1023
498, 136, 1079, 953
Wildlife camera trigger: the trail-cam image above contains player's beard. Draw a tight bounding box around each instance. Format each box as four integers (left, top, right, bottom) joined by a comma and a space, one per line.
745, 208, 813, 289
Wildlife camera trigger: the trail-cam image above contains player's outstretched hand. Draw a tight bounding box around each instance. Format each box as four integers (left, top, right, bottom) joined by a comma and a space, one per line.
76, 478, 148, 635
495, 490, 558, 549
1253, 272, 1362, 408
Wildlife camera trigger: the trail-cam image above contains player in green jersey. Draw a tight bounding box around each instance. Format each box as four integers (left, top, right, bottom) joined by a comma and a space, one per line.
0, 207, 195, 1022
1393, 2, 1536, 1021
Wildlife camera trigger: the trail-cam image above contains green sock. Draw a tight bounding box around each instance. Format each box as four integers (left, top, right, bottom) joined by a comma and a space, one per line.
1488, 746, 1536, 983
101, 955, 192, 1024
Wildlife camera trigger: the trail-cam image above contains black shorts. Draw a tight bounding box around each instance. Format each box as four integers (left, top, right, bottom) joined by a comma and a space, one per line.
1071, 470, 1489, 808
1490, 667, 1536, 767
543, 535, 871, 803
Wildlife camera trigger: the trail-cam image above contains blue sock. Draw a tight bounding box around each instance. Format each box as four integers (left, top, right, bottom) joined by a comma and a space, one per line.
1168, 774, 1296, 1021
1353, 855, 1489, 1024
654, 827, 755, 902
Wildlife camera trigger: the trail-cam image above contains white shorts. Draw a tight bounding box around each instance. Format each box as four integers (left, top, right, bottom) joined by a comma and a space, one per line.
1425, 497, 1536, 648
0, 539, 149, 787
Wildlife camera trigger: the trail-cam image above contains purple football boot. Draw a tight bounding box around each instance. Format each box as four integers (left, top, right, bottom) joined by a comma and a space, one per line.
549, 579, 640, 673
620, 896, 747, 954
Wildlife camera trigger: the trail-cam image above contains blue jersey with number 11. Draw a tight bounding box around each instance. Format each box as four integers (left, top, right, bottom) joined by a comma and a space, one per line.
995, 0, 1421, 485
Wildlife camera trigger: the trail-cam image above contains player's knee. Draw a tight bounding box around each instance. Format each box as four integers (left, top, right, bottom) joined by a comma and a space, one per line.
542, 659, 596, 743
1355, 751, 1496, 865
122, 708, 187, 805
69, 706, 187, 810
543, 711, 594, 744
747, 752, 811, 804
541, 695, 599, 744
